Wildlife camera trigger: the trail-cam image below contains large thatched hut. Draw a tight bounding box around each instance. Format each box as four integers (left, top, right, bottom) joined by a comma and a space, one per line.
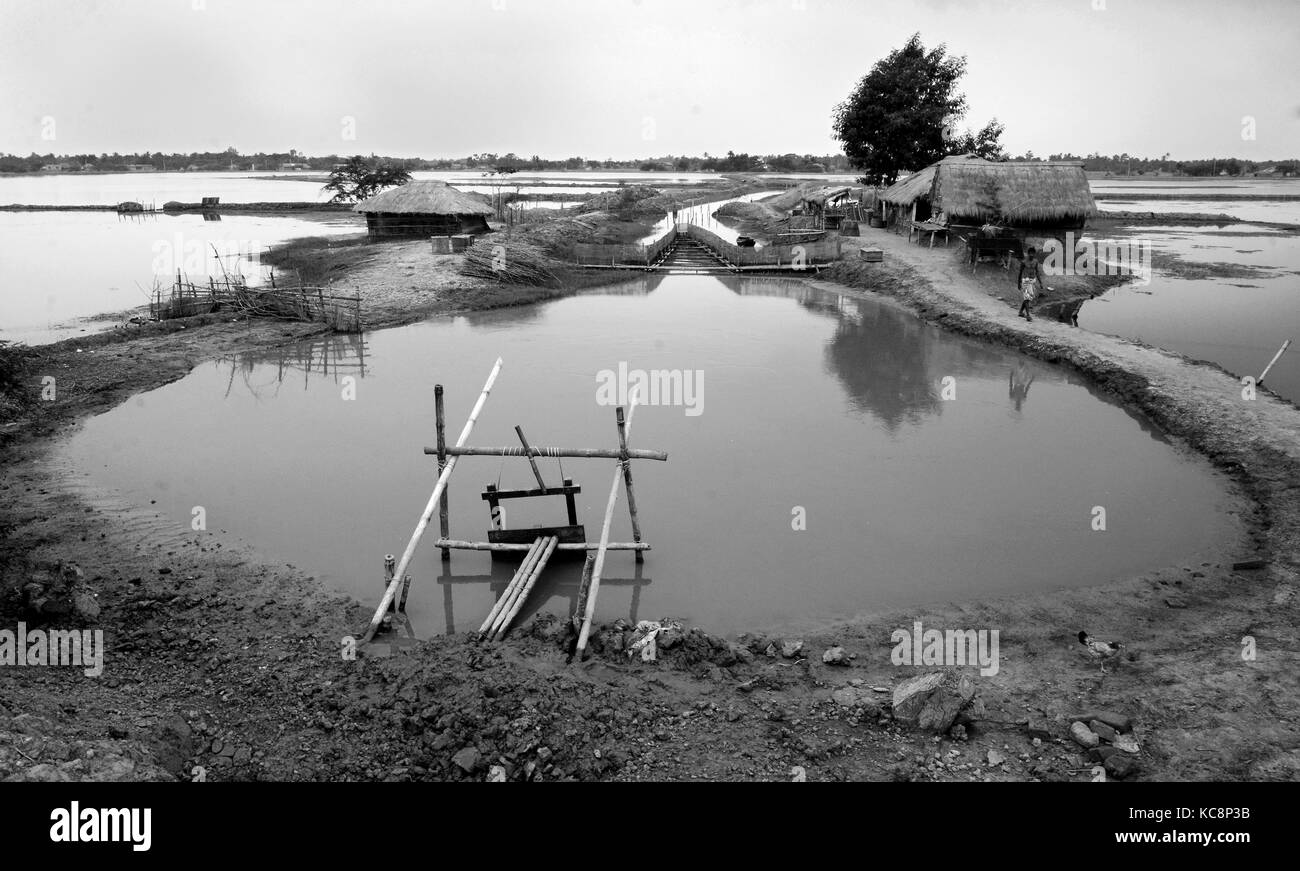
353, 181, 493, 239
879, 156, 1096, 244
931, 158, 1096, 233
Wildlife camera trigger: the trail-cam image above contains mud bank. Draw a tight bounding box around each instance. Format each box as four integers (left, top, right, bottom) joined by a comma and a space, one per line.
1, 228, 1296, 782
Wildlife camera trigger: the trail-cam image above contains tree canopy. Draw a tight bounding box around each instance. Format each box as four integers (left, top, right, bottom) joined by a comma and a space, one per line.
832, 33, 1005, 186
322, 156, 412, 203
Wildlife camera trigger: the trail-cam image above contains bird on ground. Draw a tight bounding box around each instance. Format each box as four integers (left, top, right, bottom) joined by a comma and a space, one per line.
1077, 631, 1123, 673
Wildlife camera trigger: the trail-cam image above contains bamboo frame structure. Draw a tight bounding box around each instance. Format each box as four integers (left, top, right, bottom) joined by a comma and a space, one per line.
362, 357, 504, 643
364, 361, 664, 652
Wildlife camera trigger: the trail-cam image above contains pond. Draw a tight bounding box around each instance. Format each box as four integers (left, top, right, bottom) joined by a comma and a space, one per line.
61, 275, 1244, 637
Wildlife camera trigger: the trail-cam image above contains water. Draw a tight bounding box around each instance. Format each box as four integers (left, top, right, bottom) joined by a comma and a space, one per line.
61, 276, 1242, 637
0, 211, 363, 344
0, 169, 721, 207
1077, 223, 1300, 401
637, 191, 781, 245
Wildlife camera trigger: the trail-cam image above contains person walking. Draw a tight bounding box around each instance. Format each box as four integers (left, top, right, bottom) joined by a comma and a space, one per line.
1017, 246, 1048, 321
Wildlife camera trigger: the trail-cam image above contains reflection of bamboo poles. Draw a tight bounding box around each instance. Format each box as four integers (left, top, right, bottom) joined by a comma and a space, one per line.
363, 357, 504, 643
576, 392, 641, 656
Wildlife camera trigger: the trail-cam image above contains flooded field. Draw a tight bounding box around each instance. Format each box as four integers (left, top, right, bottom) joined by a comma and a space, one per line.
0, 210, 362, 344
61, 276, 1243, 637
1079, 223, 1300, 401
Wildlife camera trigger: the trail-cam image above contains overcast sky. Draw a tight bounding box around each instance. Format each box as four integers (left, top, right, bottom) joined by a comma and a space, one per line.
2, 0, 1297, 160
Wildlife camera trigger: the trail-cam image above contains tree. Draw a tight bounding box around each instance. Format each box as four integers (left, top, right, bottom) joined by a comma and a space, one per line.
833, 33, 1003, 186
322, 155, 412, 203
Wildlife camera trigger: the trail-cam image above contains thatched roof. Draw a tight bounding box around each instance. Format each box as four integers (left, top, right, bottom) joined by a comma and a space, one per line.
353, 181, 493, 215
933, 159, 1096, 223
881, 165, 937, 205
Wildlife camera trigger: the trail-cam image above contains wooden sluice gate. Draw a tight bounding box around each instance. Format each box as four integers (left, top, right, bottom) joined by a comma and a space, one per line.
362, 358, 666, 656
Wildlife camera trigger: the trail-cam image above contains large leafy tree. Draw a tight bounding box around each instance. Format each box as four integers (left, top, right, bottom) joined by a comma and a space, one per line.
323, 156, 412, 203
832, 33, 1003, 186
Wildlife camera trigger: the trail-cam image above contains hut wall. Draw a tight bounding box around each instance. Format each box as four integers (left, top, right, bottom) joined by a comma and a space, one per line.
364, 212, 488, 239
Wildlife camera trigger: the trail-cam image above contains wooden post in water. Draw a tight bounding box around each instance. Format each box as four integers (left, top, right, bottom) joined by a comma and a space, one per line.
615, 406, 644, 563
362, 357, 503, 643
576, 394, 641, 656
435, 384, 450, 562
383, 554, 396, 614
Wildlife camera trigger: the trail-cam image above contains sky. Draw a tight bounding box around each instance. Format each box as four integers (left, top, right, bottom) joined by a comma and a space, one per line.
2, 0, 1297, 161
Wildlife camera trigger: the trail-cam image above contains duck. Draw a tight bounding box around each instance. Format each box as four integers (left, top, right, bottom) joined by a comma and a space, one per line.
1077, 631, 1123, 673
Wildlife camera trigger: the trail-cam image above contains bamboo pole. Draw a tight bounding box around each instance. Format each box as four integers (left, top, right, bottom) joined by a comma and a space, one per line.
435, 384, 450, 562
615, 406, 644, 563
426, 445, 667, 462
362, 357, 504, 643
576, 395, 640, 656
434, 539, 649, 552
1258, 338, 1292, 385
489, 535, 558, 640
477, 535, 547, 637
514, 425, 547, 489
571, 551, 596, 636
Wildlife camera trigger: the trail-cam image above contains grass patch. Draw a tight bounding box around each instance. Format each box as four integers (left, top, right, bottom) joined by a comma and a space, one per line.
0, 341, 36, 424
263, 233, 371, 286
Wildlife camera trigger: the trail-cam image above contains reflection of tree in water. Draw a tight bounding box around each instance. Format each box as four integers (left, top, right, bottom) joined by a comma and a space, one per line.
823, 299, 941, 432
220, 332, 369, 399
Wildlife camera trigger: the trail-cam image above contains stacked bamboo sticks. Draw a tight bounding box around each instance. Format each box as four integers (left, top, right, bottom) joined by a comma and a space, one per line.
460, 239, 561, 286
478, 535, 559, 641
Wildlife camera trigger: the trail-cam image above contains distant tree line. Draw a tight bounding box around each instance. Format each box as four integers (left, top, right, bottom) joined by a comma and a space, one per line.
0, 147, 849, 175
3, 146, 1292, 178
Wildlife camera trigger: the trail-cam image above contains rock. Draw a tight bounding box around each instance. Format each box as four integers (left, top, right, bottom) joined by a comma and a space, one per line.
1112, 734, 1140, 755
1087, 746, 1119, 763
1104, 754, 1141, 779
790, 765, 807, 782
987, 749, 1006, 766
781, 640, 804, 659
1069, 722, 1100, 749
891, 671, 978, 733
1164, 595, 1188, 609
71, 589, 100, 623
452, 746, 481, 774
1071, 710, 1133, 733
821, 646, 851, 666
949, 724, 967, 741
1089, 720, 1118, 743
487, 765, 507, 783
1025, 719, 1052, 740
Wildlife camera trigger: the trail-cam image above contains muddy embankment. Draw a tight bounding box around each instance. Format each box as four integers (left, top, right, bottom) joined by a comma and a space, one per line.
2, 207, 1297, 782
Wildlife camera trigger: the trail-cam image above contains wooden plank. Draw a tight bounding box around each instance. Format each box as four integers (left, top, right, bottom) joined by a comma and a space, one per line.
489, 525, 586, 546
480, 484, 581, 501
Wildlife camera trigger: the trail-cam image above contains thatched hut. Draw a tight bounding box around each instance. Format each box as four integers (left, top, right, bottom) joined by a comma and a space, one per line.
879, 156, 1095, 244
353, 181, 493, 239
880, 164, 938, 229
931, 159, 1096, 235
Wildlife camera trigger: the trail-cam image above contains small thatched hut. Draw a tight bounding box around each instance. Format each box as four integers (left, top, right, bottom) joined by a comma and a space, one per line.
353, 181, 493, 239
880, 164, 939, 228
